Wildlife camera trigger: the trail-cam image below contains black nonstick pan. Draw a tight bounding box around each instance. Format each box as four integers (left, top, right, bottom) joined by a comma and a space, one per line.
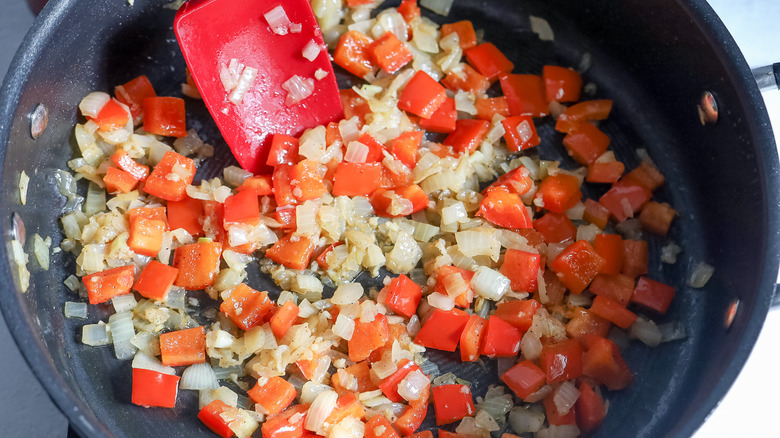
1, 0, 779, 437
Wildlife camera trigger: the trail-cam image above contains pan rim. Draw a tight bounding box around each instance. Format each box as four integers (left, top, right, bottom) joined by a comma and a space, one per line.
0, 0, 778, 437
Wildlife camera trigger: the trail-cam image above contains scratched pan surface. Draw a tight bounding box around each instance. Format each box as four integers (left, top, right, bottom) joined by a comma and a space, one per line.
0, 0, 779, 437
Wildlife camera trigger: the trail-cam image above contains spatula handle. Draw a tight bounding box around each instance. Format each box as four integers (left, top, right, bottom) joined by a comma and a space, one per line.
753, 63, 780, 92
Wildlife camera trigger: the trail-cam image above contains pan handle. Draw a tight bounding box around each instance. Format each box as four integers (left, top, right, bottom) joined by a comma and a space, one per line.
773, 284, 780, 309
753, 63, 780, 92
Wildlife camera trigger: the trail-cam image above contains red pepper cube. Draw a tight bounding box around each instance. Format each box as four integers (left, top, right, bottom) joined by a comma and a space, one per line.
476, 186, 533, 229
384, 274, 423, 318
378, 359, 422, 402
433, 265, 475, 308
334, 30, 377, 78
441, 64, 490, 95
133, 260, 179, 301
587, 161, 625, 184
144, 150, 196, 202
332, 162, 383, 197
598, 181, 652, 222
390, 130, 423, 169
128, 215, 167, 257
167, 196, 204, 236
539, 338, 583, 383
623, 161, 666, 193
115, 74, 157, 124
440, 21, 477, 50
593, 233, 624, 275
223, 189, 260, 226
248, 376, 298, 416
83, 265, 135, 305
265, 233, 317, 270
365, 414, 400, 438
489, 165, 533, 196
551, 240, 605, 294
419, 97, 457, 133
172, 241, 223, 290
443, 119, 490, 154
631, 276, 676, 314
589, 273, 635, 306
581, 334, 633, 390
563, 123, 611, 165
397, 0, 421, 22
583, 198, 610, 229
110, 149, 150, 181
370, 31, 413, 74
565, 308, 611, 339
398, 70, 447, 118
638, 201, 677, 236
479, 315, 522, 357
465, 43, 514, 81
348, 314, 389, 362
414, 308, 470, 352
198, 400, 234, 438
502, 115, 540, 152
261, 404, 309, 438
459, 314, 486, 362
236, 174, 273, 197
590, 295, 637, 329
501, 360, 546, 400
533, 212, 577, 244
534, 173, 582, 214
432, 384, 475, 425
576, 382, 607, 434
103, 167, 139, 194
555, 99, 613, 133
543, 65, 583, 103
500, 74, 548, 117
355, 133, 386, 163
132, 368, 180, 408
220, 283, 274, 331
622, 239, 649, 279
92, 98, 130, 132
142, 96, 186, 137
499, 250, 541, 293
159, 326, 207, 367
494, 298, 542, 331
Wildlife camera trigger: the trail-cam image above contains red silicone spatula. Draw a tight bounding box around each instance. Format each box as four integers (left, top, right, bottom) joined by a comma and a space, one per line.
174, 0, 343, 173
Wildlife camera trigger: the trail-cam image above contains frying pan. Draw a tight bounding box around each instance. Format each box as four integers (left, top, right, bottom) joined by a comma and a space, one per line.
1, 0, 779, 436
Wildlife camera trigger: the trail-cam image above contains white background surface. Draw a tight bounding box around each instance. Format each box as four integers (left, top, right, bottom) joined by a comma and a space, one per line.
0, 0, 778, 437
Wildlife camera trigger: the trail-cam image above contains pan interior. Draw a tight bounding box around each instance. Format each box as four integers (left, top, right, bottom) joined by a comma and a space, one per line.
0, 0, 777, 437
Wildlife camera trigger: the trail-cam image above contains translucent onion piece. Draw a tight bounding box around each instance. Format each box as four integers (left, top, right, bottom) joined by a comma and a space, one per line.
553, 381, 580, 415
476, 394, 513, 422
660, 241, 683, 264
32, 233, 50, 270
264, 5, 291, 35
420, 0, 455, 16
79, 91, 110, 118
108, 311, 137, 360
282, 75, 316, 106
64, 301, 88, 319
344, 141, 370, 163
397, 369, 429, 402
223, 165, 253, 187
330, 282, 363, 305
529, 16, 555, 41
112, 293, 138, 313
659, 320, 687, 343
630, 318, 663, 347
688, 262, 714, 288
82, 323, 111, 346
302, 39, 322, 61
372, 356, 399, 380
132, 352, 176, 375
427, 292, 455, 311
229, 66, 258, 104
508, 406, 545, 434
180, 362, 219, 390
304, 390, 338, 432
471, 266, 510, 301
333, 314, 356, 340
520, 330, 542, 360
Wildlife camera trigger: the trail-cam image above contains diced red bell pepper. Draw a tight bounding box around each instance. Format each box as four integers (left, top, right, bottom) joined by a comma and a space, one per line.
172, 241, 222, 290
502, 115, 540, 152
334, 30, 377, 78
434, 265, 475, 308
631, 276, 676, 314
583, 198, 610, 229
465, 43, 514, 81
272, 164, 298, 207
501, 360, 546, 400
261, 404, 309, 438
128, 214, 166, 257
593, 233, 623, 275
622, 239, 649, 279
371, 31, 413, 74
539, 338, 583, 383
581, 334, 633, 390
398, 70, 447, 118
589, 274, 634, 306
267, 134, 299, 167
370, 184, 429, 217
223, 189, 260, 225
441, 20, 477, 49
133, 260, 179, 301
132, 368, 180, 408
565, 308, 611, 339
395, 404, 428, 436
159, 326, 206, 366
587, 160, 625, 184
599, 180, 652, 222
623, 161, 665, 192
638, 201, 676, 236
198, 400, 234, 438
543, 390, 576, 426
494, 299, 542, 331
332, 162, 383, 197
220, 283, 274, 331
340, 88, 372, 124
235, 174, 274, 198
397, 0, 421, 22
500, 74, 548, 117
265, 234, 316, 270
291, 159, 328, 201
534, 173, 582, 214
83, 265, 135, 305
543, 65, 582, 103
419, 97, 457, 133
576, 381, 606, 434
103, 167, 138, 194
248, 376, 297, 416
384, 274, 423, 318
378, 359, 423, 402
479, 315, 522, 357
459, 314, 486, 362
142, 96, 186, 137
390, 130, 422, 168
115, 75, 157, 124
533, 212, 577, 244
441, 64, 490, 95
443, 118, 491, 154
499, 250, 541, 293
348, 314, 389, 362
551, 240, 605, 294
563, 123, 611, 165
365, 414, 400, 438
475, 96, 510, 120
488, 165, 533, 196
270, 300, 300, 338
92, 98, 130, 132
414, 308, 470, 352
110, 149, 149, 181
589, 295, 637, 329
167, 196, 204, 236
476, 186, 533, 229
144, 150, 196, 202
432, 384, 475, 425
555, 99, 613, 133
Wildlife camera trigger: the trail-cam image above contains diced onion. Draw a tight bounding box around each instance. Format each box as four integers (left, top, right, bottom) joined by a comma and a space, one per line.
442, 272, 467, 298
304, 390, 339, 433
132, 352, 176, 375
332, 283, 364, 305
420, 0, 455, 16
659, 320, 687, 343
661, 241, 683, 264
265, 5, 292, 35
333, 314, 356, 340
32, 233, 50, 270
229, 66, 257, 104
530, 15, 555, 41
471, 266, 510, 301
427, 292, 455, 310
79, 91, 111, 118
82, 323, 111, 346
108, 311, 137, 360
477, 394, 513, 422
536, 425, 581, 438
344, 141, 370, 163
302, 39, 323, 61
524, 384, 552, 403
180, 363, 219, 390
223, 165, 253, 187
282, 75, 315, 106
112, 293, 138, 313
371, 356, 398, 380
630, 318, 663, 347
397, 369, 429, 402
520, 330, 542, 360
553, 381, 580, 415
64, 301, 88, 319
688, 262, 714, 288
509, 406, 546, 434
